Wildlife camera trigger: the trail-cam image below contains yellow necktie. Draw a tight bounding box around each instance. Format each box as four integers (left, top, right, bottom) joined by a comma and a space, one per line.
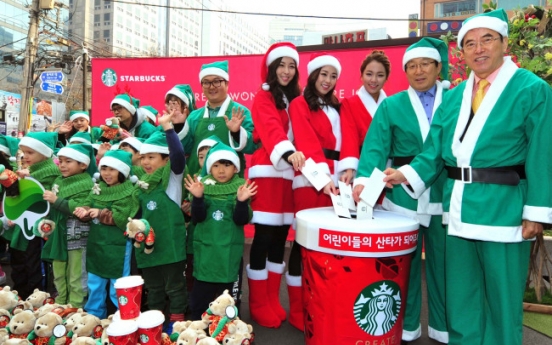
472, 79, 489, 113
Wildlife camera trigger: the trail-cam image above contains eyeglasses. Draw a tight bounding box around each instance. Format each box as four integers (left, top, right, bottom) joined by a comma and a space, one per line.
406, 61, 435, 72
201, 79, 226, 88
110, 105, 123, 113
463, 36, 501, 51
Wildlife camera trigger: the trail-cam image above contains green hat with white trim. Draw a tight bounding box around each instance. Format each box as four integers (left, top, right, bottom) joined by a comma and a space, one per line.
140, 132, 169, 155
111, 94, 140, 114
19, 132, 58, 158
99, 149, 132, 177
68, 131, 92, 145
69, 110, 90, 122
0, 135, 20, 162
457, 8, 508, 49
201, 141, 240, 176
58, 144, 98, 177
199, 60, 229, 82
120, 137, 144, 152
165, 85, 196, 111
138, 106, 158, 123
197, 135, 221, 155
403, 37, 449, 86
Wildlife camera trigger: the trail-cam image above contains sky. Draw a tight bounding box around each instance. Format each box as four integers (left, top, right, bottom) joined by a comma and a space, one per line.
214, 0, 421, 39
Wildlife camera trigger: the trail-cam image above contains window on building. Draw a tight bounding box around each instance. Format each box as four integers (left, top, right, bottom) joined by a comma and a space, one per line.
104, 13, 110, 21
434, 0, 477, 18
497, 0, 534, 10
94, 14, 100, 22
103, 29, 110, 38
94, 0, 100, 5
94, 31, 100, 39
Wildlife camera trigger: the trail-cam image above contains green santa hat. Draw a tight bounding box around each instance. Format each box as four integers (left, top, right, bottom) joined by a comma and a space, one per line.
19, 132, 58, 158
0, 135, 20, 162
138, 106, 158, 123
458, 8, 508, 49
201, 141, 240, 177
111, 94, 140, 114
120, 137, 144, 152
69, 110, 90, 122
99, 150, 133, 178
140, 132, 169, 155
57, 144, 98, 177
68, 131, 92, 145
197, 135, 221, 155
403, 37, 450, 88
199, 60, 229, 82
165, 85, 196, 111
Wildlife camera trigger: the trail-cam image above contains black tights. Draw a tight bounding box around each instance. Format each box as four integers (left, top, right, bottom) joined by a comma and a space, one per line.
249, 224, 289, 270
288, 240, 302, 276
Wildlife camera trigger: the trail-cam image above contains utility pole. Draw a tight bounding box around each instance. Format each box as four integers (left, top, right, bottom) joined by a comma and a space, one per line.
82, 49, 89, 111
18, 0, 41, 134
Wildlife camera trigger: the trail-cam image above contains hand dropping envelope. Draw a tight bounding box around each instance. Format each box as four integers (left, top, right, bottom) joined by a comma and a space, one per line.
330, 193, 351, 218
301, 158, 331, 191
359, 167, 387, 207
338, 181, 356, 211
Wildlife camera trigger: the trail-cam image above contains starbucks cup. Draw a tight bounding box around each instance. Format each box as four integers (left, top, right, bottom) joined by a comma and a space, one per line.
114, 275, 144, 320
137, 310, 165, 345
106, 320, 138, 345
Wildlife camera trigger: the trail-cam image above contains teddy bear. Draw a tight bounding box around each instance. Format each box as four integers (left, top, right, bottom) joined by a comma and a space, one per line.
33, 304, 59, 319
6, 309, 36, 340
12, 301, 33, 314
69, 337, 96, 345
5, 340, 32, 345
27, 312, 66, 345
175, 328, 202, 345
0, 164, 20, 197
195, 337, 219, 345
70, 314, 102, 341
124, 218, 155, 254
201, 289, 238, 342
181, 320, 208, 336
26, 290, 53, 310
97, 316, 113, 345
62, 310, 85, 334
225, 319, 253, 342
100, 117, 121, 141
0, 308, 12, 328
0, 286, 19, 315
0, 328, 9, 344
222, 332, 253, 345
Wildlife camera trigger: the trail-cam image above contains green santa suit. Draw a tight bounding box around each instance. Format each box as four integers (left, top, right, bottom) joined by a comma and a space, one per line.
179, 96, 256, 177
110, 94, 157, 141
398, 57, 552, 345
355, 80, 449, 343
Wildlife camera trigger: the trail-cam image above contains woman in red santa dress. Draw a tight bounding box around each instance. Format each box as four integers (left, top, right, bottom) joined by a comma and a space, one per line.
286, 53, 342, 330
339, 50, 390, 184
246, 42, 306, 329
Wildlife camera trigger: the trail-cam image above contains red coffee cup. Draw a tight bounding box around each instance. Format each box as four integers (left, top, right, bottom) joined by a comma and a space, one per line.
106, 320, 138, 345
137, 310, 165, 345
114, 275, 144, 320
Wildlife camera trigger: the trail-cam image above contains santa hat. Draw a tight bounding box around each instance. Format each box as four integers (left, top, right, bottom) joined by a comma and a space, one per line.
199, 60, 229, 82
0, 135, 19, 162
261, 42, 300, 90
19, 132, 58, 158
307, 53, 342, 78
120, 137, 144, 152
69, 110, 90, 122
138, 106, 158, 123
69, 131, 92, 145
99, 150, 133, 178
140, 132, 169, 155
57, 144, 98, 177
111, 94, 140, 114
201, 141, 240, 176
165, 84, 196, 110
196, 135, 221, 155
458, 8, 508, 49
402, 37, 450, 88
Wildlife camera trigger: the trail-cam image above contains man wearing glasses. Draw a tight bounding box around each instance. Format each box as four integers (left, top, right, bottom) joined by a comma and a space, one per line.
352, 37, 450, 345
384, 9, 552, 345
109, 93, 157, 141
180, 60, 255, 176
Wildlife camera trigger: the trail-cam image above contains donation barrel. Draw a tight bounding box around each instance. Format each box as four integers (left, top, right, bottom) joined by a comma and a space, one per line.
296, 207, 419, 345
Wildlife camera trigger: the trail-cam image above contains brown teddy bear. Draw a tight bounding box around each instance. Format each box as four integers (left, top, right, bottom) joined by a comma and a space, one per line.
224, 319, 253, 343
222, 333, 252, 345
63, 310, 85, 335
70, 314, 102, 340
0, 286, 19, 314
195, 337, 219, 345
70, 337, 96, 345
5, 339, 32, 345
175, 328, 201, 345
124, 218, 155, 254
28, 312, 66, 345
201, 289, 238, 343
25, 290, 52, 310
99, 117, 121, 141
6, 309, 36, 340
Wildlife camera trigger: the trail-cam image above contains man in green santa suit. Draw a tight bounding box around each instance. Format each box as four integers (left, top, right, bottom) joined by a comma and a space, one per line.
179, 60, 255, 177
384, 9, 552, 345
353, 37, 450, 344
110, 94, 157, 141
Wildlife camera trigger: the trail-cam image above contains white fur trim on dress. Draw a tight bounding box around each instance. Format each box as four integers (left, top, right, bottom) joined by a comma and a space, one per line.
69, 112, 90, 122
248, 165, 294, 181
58, 147, 90, 166
522, 205, 552, 224
267, 46, 299, 66
140, 143, 169, 155
307, 55, 342, 78
285, 272, 302, 287
382, 197, 430, 227
398, 165, 427, 199
228, 127, 248, 152
111, 98, 136, 114
402, 47, 441, 69
252, 211, 294, 226
166, 88, 189, 106
337, 157, 359, 174
402, 324, 422, 342
99, 156, 130, 177
246, 265, 268, 280
199, 67, 229, 82
266, 260, 286, 274
270, 140, 296, 170
457, 16, 508, 49
428, 326, 449, 344
19, 137, 53, 158
353, 176, 370, 189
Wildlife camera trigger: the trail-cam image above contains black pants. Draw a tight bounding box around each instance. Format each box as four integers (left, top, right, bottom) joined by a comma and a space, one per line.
10, 237, 44, 299
249, 224, 289, 269
288, 240, 302, 276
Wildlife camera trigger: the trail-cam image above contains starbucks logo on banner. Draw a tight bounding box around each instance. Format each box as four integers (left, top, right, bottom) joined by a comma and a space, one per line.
102, 68, 117, 87
354, 280, 401, 336
118, 295, 128, 306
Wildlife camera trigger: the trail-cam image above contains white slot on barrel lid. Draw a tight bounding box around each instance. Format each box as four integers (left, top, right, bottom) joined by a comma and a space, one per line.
114, 275, 144, 289
106, 320, 138, 336
137, 310, 165, 328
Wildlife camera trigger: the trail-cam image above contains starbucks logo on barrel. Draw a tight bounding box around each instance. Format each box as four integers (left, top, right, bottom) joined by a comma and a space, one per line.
354, 280, 401, 336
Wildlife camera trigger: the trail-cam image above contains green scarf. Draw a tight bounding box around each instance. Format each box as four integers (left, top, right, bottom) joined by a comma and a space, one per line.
138, 163, 171, 194
30, 159, 60, 190
202, 174, 244, 197
53, 173, 94, 210
89, 180, 139, 229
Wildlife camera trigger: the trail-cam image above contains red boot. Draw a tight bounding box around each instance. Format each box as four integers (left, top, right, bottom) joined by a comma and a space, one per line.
286, 272, 304, 331
266, 260, 286, 321
246, 265, 281, 328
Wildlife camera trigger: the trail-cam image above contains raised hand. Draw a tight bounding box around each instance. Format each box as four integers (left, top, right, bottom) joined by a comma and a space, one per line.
224, 107, 245, 133
58, 121, 74, 134
184, 174, 204, 198
159, 109, 174, 130
237, 179, 258, 201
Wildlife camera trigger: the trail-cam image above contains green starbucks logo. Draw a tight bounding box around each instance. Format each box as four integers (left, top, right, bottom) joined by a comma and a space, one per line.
102, 68, 117, 87
354, 280, 401, 336
118, 295, 128, 306
140, 334, 149, 343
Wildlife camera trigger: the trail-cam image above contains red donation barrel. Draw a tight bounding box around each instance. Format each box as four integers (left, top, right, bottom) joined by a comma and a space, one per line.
295, 207, 419, 345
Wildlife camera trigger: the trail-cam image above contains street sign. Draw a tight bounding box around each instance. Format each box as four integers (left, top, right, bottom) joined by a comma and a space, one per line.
40, 82, 64, 94
40, 70, 64, 83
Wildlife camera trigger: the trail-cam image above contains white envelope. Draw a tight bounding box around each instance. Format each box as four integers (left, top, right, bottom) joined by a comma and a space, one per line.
301, 158, 332, 191
330, 193, 351, 218
356, 200, 373, 220
338, 181, 356, 211
359, 167, 387, 207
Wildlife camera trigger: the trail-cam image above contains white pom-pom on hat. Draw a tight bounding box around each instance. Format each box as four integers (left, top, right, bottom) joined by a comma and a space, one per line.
129, 175, 138, 184
441, 80, 451, 90
92, 172, 100, 183
262, 83, 270, 91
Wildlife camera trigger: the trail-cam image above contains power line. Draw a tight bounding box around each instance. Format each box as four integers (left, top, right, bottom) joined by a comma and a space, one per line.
0, 37, 28, 50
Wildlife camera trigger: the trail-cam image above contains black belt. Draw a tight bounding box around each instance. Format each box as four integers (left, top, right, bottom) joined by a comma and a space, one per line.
445, 165, 526, 186
323, 148, 340, 161
392, 156, 415, 166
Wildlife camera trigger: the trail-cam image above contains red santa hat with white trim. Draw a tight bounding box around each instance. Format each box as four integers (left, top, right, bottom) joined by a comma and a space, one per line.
307, 52, 342, 78
261, 42, 300, 91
